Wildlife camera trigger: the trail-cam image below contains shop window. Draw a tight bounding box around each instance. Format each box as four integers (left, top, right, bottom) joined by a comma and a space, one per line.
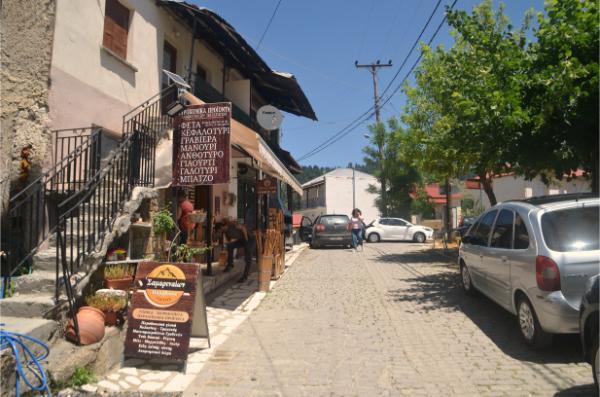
162, 41, 177, 88
196, 65, 207, 81
103, 0, 130, 59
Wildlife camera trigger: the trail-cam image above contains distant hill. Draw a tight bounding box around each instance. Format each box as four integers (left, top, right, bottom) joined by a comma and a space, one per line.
296, 163, 376, 184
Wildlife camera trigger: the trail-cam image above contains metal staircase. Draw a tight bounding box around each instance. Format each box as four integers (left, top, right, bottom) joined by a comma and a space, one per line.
1, 87, 175, 342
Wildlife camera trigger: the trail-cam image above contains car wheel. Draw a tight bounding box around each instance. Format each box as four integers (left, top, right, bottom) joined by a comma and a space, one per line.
413, 232, 426, 243
368, 233, 380, 243
310, 241, 319, 249
592, 336, 599, 390
460, 262, 477, 296
517, 296, 553, 348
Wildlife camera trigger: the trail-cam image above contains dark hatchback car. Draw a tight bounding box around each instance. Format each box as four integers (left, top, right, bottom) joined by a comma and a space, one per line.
301, 214, 352, 249
580, 275, 599, 390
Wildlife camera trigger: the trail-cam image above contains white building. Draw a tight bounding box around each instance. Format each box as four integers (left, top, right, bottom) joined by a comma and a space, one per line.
299, 168, 380, 223
464, 172, 591, 210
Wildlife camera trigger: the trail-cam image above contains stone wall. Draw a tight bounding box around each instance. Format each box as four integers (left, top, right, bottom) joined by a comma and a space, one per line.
0, 0, 56, 214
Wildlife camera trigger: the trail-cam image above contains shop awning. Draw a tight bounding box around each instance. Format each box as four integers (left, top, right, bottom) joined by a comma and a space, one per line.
154, 92, 303, 195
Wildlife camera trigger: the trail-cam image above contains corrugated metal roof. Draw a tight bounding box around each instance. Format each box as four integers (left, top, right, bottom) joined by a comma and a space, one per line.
159, 0, 317, 120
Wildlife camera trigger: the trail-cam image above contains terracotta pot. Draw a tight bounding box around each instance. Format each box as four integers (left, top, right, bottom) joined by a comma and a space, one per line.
104, 277, 133, 291
66, 306, 105, 345
103, 311, 118, 326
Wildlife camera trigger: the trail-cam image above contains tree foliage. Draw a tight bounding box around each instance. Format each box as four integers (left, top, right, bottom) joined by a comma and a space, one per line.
401, 0, 531, 206
363, 119, 421, 218
517, 0, 599, 191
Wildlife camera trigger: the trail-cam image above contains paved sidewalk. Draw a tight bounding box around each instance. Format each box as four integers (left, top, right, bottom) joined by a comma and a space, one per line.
80, 245, 306, 395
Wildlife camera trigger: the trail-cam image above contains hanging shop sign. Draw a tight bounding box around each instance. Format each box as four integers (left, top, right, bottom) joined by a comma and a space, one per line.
124, 262, 206, 362
173, 103, 231, 186
257, 177, 277, 195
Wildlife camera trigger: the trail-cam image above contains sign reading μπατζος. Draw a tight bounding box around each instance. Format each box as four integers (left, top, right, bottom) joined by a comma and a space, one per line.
124, 262, 199, 362
173, 103, 231, 186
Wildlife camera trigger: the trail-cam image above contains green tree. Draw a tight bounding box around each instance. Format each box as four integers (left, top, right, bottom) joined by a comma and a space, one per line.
402, 0, 531, 206
518, 0, 598, 191
364, 119, 421, 217
410, 188, 436, 219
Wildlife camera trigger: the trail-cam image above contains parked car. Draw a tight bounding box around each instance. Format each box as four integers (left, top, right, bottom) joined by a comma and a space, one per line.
580, 275, 599, 390
459, 193, 600, 347
455, 216, 476, 237
301, 214, 352, 249
365, 217, 433, 243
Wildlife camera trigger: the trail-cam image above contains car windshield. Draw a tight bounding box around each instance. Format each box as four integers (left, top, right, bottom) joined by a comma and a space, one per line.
541, 205, 599, 252
320, 215, 349, 225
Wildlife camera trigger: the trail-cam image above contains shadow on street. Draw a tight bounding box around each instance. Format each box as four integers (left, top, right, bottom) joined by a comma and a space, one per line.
553, 384, 597, 396
383, 250, 586, 366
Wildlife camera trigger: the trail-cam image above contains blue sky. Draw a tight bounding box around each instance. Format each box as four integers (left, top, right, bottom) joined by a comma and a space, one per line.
194, 0, 545, 167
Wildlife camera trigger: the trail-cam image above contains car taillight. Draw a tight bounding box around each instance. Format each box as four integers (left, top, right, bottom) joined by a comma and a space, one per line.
315, 224, 325, 233
536, 256, 561, 291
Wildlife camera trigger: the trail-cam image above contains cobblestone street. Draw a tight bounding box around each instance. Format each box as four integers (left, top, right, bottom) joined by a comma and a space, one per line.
184, 243, 595, 397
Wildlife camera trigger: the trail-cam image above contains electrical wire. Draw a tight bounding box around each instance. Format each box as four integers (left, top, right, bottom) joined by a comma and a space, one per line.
298, 0, 445, 161
0, 326, 52, 396
256, 0, 283, 50
298, 0, 457, 162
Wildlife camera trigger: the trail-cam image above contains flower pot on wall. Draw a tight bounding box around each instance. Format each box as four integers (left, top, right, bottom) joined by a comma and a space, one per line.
104, 277, 133, 291
66, 306, 105, 345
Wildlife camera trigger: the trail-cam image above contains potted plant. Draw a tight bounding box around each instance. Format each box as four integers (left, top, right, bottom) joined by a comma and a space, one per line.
85, 293, 127, 326
153, 207, 176, 259
103, 263, 135, 290
107, 248, 127, 261
173, 244, 211, 263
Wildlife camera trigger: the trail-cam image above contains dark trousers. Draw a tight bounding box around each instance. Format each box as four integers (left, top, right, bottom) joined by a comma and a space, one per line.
226, 238, 252, 276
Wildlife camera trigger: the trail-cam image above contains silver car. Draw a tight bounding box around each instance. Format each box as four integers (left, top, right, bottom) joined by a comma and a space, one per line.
459, 194, 600, 347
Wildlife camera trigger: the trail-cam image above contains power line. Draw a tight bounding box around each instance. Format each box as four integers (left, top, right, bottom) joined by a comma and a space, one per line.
378, 0, 443, 100
298, 0, 457, 162
298, 0, 445, 161
256, 0, 282, 50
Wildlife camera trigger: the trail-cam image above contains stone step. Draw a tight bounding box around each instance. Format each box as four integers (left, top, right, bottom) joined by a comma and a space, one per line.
11, 270, 56, 294
48, 231, 96, 246
1, 316, 59, 345
33, 248, 57, 271
0, 293, 56, 318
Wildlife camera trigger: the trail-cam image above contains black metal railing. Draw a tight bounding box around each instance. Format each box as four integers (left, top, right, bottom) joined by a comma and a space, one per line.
55, 87, 173, 343
1, 127, 102, 294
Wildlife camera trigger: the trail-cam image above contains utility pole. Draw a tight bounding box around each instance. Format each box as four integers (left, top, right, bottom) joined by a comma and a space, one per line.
356, 60, 392, 215
355, 60, 392, 123
352, 164, 356, 210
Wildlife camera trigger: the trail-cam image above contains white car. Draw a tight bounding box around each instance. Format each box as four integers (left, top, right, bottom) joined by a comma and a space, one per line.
365, 217, 434, 243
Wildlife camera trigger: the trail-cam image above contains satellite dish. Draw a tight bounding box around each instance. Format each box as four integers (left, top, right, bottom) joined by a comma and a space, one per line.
257, 105, 283, 131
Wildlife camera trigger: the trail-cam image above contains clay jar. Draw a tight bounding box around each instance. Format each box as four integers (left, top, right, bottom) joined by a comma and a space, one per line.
66, 306, 106, 345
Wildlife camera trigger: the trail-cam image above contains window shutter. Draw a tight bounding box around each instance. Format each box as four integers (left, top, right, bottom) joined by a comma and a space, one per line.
103, 0, 130, 59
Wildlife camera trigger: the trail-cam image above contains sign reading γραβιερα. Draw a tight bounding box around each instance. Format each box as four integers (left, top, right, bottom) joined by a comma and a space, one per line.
173, 103, 231, 186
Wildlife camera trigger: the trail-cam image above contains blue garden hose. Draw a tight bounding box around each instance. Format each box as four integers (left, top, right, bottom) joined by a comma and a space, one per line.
0, 325, 51, 396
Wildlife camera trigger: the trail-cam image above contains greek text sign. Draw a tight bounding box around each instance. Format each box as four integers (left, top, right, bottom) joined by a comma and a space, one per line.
173, 103, 231, 186
124, 262, 199, 362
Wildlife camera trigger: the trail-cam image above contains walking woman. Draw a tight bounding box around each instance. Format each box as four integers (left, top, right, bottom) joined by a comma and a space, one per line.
350, 208, 364, 251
